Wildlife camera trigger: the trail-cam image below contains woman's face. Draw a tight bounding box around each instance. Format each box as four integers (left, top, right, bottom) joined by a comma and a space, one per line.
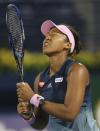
42, 28, 70, 56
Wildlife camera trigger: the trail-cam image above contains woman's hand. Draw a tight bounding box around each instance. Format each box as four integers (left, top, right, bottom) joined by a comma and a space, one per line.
16, 82, 35, 102
17, 102, 33, 120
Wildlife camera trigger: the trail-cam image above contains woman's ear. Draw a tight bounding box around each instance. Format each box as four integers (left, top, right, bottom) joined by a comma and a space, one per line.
64, 42, 71, 50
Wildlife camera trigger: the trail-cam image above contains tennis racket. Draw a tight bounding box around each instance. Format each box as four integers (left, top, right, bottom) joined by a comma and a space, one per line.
6, 4, 30, 116
6, 4, 25, 81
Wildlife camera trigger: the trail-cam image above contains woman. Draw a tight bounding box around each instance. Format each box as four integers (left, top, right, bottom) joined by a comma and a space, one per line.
16, 20, 99, 131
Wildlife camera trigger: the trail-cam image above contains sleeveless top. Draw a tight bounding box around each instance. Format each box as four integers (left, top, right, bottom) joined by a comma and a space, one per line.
38, 59, 92, 129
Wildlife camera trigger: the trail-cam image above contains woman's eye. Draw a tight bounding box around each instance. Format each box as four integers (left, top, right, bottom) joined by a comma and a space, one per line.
51, 34, 57, 37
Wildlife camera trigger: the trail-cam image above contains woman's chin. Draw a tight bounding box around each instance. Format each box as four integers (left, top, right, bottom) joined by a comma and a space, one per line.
43, 50, 52, 56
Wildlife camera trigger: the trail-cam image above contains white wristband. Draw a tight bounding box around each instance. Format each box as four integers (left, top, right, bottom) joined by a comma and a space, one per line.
30, 94, 44, 107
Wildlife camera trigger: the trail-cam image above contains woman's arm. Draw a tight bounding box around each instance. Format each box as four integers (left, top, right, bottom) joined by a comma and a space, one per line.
41, 63, 89, 121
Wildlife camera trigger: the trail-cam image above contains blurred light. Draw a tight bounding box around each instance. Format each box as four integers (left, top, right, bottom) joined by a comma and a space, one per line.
94, 100, 100, 128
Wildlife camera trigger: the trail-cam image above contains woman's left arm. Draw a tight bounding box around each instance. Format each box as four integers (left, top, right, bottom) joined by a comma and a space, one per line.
42, 63, 89, 121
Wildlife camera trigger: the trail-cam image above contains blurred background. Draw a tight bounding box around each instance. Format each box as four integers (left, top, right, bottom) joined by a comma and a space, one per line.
0, 0, 100, 130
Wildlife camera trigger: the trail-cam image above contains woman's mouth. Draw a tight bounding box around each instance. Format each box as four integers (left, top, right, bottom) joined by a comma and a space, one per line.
43, 42, 49, 47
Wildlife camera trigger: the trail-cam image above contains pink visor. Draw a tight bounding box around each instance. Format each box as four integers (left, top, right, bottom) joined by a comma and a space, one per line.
41, 20, 75, 53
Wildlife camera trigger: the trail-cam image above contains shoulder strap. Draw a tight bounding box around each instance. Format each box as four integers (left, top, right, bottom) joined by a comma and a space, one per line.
64, 59, 75, 77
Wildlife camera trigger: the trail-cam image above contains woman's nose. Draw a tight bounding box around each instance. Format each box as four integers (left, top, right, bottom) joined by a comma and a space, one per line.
45, 34, 51, 40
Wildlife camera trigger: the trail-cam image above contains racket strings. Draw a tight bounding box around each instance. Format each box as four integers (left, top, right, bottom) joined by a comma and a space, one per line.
7, 9, 24, 58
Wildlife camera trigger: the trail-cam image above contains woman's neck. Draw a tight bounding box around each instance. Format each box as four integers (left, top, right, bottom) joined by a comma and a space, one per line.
49, 52, 68, 76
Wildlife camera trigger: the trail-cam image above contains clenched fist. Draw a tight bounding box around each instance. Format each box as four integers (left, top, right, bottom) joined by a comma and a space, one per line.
17, 102, 33, 120
16, 82, 35, 102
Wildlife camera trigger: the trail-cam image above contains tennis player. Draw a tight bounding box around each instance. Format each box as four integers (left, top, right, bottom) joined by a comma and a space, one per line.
16, 20, 100, 131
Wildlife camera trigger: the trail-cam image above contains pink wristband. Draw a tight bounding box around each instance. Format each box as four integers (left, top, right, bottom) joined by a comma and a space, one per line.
30, 94, 44, 107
